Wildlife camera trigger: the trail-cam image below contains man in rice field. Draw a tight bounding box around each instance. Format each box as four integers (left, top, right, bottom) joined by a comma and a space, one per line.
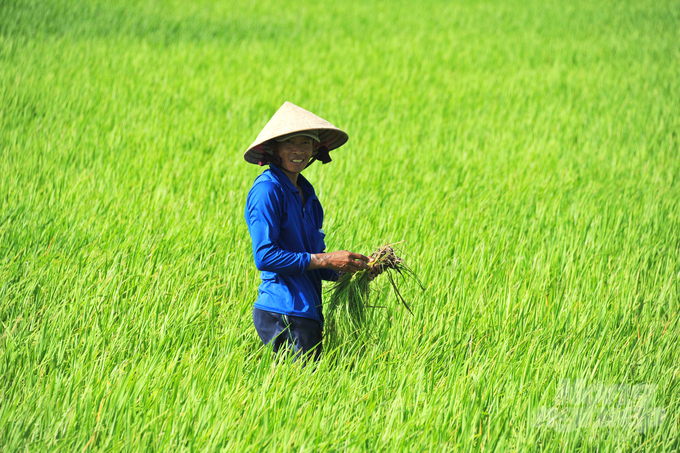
244, 102, 373, 361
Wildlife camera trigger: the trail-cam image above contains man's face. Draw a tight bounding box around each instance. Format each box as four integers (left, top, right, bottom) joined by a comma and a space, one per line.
274, 135, 315, 175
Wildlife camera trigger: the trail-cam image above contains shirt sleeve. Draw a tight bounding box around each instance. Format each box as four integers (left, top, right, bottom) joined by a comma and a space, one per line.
245, 181, 311, 275
319, 269, 341, 281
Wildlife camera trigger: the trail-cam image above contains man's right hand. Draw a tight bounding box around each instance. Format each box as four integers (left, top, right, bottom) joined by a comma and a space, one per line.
308, 251, 371, 273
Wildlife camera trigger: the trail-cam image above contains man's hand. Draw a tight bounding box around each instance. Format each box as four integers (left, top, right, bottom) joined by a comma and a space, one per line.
367, 259, 384, 281
308, 251, 371, 273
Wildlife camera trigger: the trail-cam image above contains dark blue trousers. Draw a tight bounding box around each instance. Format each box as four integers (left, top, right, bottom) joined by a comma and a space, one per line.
253, 307, 323, 361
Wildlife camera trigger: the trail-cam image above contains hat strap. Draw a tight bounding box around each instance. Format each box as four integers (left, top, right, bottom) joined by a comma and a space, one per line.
314, 146, 332, 164
305, 145, 332, 168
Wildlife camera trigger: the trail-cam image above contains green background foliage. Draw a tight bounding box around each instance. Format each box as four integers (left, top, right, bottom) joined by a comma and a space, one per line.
1, 0, 679, 450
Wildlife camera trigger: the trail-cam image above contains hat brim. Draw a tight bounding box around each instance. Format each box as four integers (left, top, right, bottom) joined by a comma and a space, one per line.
244, 129, 348, 165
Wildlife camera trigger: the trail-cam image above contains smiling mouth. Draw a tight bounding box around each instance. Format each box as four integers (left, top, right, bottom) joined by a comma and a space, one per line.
291, 159, 304, 163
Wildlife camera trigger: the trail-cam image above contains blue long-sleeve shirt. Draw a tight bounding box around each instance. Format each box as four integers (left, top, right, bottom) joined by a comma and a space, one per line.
245, 165, 337, 324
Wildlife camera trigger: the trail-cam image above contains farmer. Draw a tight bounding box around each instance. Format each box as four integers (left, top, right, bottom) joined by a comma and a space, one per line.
244, 102, 373, 361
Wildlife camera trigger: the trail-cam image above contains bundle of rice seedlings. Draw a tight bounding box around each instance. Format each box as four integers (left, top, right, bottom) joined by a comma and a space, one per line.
324, 243, 425, 349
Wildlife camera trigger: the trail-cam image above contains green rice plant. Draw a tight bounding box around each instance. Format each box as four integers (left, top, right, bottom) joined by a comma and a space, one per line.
324, 243, 425, 350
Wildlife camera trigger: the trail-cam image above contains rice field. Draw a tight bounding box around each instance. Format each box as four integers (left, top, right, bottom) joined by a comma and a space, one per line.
1, 0, 679, 451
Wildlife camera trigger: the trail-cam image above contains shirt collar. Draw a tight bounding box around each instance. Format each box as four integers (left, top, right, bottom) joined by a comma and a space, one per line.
268, 165, 298, 194
268, 165, 315, 198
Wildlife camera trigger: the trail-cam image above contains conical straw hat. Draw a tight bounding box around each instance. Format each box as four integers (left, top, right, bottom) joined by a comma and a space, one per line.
244, 102, 349, 165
